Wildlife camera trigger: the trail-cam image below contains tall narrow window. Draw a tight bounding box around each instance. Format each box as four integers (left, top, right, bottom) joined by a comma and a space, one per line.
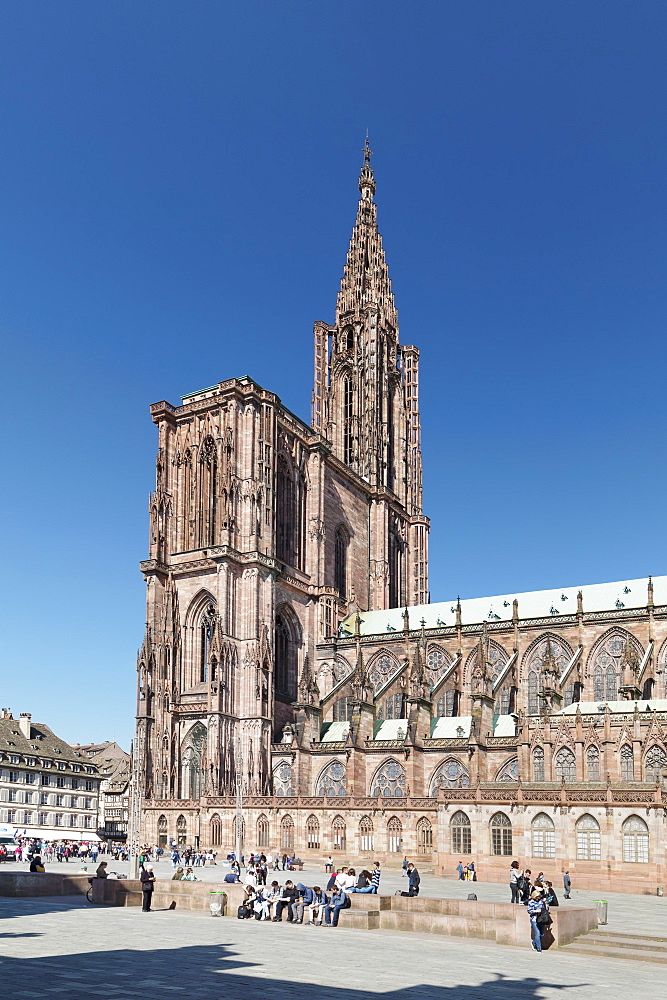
450, 811, 472, 854
306, 815, 320, 849
343, 378, 353, 465
359, 816, 374, 852
533, 746, 545, 781
490, 812, 512, 856
210, 814, 222, 846
417, 817, 433, 853
527, 670, 540, 714
334, 526, 348, 598
280, 815, 294, 851
276, 456, 294, 565
586, 746, 600, 782
199, 604, 216, 683
531, 813, 556, 858
554, 747, 576, 782
257, 814, 270, 848
332, 815, 346, 850
620, 745, 634, 782
576, 814, 601, 861
387, 816, 402, 852
622, 815, 649, 863
274, 611, 296, 701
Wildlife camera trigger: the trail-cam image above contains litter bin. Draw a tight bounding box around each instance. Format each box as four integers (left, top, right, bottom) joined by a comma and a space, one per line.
594, 899, 608, 925
209, 891, 226, 917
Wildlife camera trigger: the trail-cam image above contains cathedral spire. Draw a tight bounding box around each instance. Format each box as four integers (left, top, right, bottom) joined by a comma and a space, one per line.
311, 142, 430, 610
335, 139, 397, 329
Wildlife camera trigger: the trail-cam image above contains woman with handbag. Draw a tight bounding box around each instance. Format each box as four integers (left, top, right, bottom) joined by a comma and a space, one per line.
527, 888, 551, 952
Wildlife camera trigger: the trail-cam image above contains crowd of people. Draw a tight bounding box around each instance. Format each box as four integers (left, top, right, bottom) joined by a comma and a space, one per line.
508, 861, 565, 952
232, 858, 422, 926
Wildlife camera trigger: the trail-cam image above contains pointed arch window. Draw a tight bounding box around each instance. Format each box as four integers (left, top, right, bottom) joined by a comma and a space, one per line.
277, 456, 295, 565
343, 377, 354, 466
576, 814, 601, 860
430, 758, 470, 795
371, 760, 406, 798
554, 747, 576, 783
533, 746, 545, 782
645, 745, 667, 783
316, 760, 347, 797
210, 813, 222, 847
199, 435, 218, 547
622, 815, 649, 863
280, 815, 294, 851
368, 652, 399, 694
496, 757, 519, 782
273, 761, 293, 797
199, 604, 217, 683
157, 814, 168, 848
531, 812, 556, 858
417, 817, 433, 853
306, 814, 320, 849
176, 814, 187, 846
591, 633, 640, 702
332, 815, 346, 850
490, 812, 513, 856
275, 609, 297, 702
257, 814, 270, 848
359, 816, 374, 852
586, 746, 600, 782
387, 816, 403, 852
450, 810, 471, 854
334, 526, 348, 598
620, 744, 634, 782
527, 670, 541, 715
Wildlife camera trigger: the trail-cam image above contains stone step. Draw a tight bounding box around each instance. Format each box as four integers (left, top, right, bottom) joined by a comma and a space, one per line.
562, 942, 667, 965
582, 934, 667, 952
591, 931, 667, 945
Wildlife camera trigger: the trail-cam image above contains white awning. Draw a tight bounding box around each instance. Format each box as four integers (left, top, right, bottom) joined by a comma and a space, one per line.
12, 827, 101, 842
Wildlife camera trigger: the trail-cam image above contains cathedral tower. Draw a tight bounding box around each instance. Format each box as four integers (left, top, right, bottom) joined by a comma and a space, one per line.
312, 139, 429, 609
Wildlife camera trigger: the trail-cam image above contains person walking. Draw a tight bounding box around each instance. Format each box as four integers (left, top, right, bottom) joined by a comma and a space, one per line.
510, 861, 521, 903
457, 861, 464, 880
563, 870, 571, 899
140, 865, 156, 912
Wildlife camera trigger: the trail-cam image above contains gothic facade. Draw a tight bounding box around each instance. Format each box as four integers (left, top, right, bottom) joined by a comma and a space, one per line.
136, 146, 667, 891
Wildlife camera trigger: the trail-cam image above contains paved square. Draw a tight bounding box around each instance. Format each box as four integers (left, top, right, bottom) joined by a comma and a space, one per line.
0, 883, 660, 1000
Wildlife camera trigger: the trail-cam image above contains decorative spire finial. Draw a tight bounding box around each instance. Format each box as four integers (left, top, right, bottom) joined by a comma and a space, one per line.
359, 133, 376, 200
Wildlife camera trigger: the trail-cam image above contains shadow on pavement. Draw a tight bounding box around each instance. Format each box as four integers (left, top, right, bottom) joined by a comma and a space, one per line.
0, 936, 590, 1000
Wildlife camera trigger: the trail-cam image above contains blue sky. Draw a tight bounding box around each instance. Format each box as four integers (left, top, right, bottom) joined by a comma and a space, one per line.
2, 1, 667, 748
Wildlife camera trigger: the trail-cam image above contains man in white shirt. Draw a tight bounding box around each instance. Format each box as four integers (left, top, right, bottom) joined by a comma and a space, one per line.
334, 867, 356, 892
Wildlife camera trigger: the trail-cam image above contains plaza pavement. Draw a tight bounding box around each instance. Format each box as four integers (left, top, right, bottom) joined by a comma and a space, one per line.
0, 860, 665, 999
3, 855, 659, 936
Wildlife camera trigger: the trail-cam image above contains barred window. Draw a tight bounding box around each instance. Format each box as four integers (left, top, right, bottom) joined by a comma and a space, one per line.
359, 816, 374, 852
387, 816, 402, 853
450, 810, 471, 855
332, 815, 346, 850
490, 812, 512, 856
622, 815, 649, 863
531, 812, 556, 859
576, 814, 601, 861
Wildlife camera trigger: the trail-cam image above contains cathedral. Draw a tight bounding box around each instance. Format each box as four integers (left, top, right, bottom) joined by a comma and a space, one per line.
136, 143, 667, 891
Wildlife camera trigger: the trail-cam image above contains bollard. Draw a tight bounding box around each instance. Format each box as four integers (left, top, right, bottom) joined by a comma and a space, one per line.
209, 891, 225, 917
594, 899, 608, 924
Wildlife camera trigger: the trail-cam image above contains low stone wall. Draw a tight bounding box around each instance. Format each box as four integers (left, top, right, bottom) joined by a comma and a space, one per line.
0, 873, 90, 897
436, 854, 665, 894
0, 873, 597, 949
